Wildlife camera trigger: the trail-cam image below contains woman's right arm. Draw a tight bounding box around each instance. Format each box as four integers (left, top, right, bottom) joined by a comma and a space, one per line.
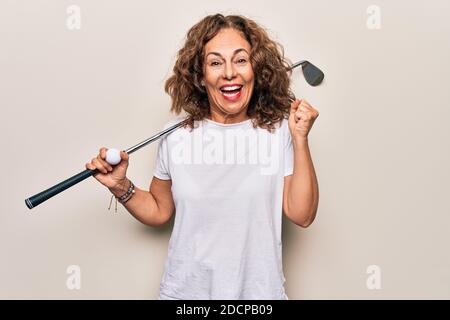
109, 177, 175, 227
86, 147, 175, 227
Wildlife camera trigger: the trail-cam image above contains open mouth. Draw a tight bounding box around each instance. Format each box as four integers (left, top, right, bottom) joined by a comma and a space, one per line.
220, 85, 243, 101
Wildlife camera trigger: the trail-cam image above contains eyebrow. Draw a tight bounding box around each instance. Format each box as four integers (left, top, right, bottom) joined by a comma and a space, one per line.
205, 48, 249, 59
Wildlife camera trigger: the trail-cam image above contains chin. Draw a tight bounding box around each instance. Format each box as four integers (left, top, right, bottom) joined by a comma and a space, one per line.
221, 106, 246, 115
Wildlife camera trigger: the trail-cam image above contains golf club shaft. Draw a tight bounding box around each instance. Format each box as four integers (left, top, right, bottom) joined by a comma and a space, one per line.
25, 120, 187, 209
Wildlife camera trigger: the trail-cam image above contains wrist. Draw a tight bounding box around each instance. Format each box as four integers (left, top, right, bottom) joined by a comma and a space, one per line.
293, 136, 308, 146
109, 178, 131, 197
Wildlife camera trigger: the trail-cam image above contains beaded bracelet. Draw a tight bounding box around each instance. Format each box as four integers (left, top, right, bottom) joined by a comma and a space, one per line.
117, 181, 134, 203
108, 180, 135, 213
117, 181, 135, 204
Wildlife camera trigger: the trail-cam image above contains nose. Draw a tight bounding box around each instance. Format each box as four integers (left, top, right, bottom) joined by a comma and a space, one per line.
223, 62, 237, 80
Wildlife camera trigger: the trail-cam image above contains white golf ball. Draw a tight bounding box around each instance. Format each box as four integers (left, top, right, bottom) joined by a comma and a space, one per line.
105, 148, 121, 165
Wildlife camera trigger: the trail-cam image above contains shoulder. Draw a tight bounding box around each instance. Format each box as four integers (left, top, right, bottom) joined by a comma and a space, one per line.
277, 116, 292, 145
161, 115, 188, 130
159, 115, 191, 146
274, 115, 290, 133
280, 116, 289, 129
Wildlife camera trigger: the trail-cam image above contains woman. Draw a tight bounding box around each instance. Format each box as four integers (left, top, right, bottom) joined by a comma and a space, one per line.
86, 14, 319, 300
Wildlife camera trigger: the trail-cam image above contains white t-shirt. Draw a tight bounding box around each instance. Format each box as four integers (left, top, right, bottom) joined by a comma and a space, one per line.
153, 115, 294, 300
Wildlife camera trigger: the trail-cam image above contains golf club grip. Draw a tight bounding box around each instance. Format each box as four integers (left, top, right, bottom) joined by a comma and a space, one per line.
25, 168, 98, 209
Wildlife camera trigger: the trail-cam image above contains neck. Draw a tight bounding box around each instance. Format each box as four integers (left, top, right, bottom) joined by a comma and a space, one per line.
207, 108, 249, 124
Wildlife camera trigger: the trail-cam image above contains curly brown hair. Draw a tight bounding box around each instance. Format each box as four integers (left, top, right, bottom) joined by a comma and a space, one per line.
164, 13, 296, 132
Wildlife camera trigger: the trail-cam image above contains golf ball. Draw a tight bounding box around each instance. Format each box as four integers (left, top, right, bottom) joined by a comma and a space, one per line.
106, 148, 121, 165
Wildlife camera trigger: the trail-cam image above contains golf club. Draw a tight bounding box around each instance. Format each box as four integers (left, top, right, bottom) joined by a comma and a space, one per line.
24, 59, 324, 209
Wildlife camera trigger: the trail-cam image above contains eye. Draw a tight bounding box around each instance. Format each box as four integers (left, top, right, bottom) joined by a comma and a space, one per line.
210, 61, 221, 66
236, 58, 247, 64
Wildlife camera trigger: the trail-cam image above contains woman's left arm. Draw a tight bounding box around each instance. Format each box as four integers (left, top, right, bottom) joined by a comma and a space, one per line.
283, 99, 320, 228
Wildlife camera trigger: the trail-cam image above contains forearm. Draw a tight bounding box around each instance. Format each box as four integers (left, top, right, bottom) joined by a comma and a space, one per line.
109, 179, 163, 226
287, 138, 319, 227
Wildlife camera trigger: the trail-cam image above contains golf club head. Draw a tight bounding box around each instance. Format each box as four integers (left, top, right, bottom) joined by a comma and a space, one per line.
290, 60, 325, 86
302, 61, 324, 86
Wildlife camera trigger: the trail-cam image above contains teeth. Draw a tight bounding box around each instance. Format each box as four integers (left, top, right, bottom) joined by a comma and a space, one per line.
223, 91, 239, 97
221, 85, 242, 91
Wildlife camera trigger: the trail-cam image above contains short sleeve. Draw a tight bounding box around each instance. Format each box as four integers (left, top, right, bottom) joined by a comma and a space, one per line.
153, 116, 187, 180
284, 119, 294, 177
153, 135, 171, 180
